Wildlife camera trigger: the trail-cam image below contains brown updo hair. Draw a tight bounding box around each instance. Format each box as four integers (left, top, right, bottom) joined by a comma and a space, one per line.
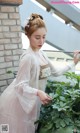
25, 13, 47, 37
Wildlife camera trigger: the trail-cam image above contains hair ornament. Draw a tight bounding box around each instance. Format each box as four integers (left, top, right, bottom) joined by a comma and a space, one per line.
38, 15, 43, 20
24, 17, 30, 27
29, 14, 43, 21
30, 16, 35, 21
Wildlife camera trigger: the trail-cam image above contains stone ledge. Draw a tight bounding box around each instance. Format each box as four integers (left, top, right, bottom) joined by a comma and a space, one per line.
0, 0, 22, 5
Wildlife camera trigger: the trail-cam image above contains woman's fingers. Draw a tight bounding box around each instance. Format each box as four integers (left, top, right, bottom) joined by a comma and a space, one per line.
73, 50, 80, 64
74, 50, 80, 57
47, 94, 52, 100
38, 90, 52, 105
42, 94, 52, 105
42, 100, 50, 105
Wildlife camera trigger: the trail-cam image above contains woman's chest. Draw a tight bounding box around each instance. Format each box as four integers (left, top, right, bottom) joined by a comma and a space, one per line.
39, 64, 51, 80
30, 52, 51, 79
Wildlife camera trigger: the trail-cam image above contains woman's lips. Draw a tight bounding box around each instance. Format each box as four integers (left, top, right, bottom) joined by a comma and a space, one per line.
38, 45, 42, 47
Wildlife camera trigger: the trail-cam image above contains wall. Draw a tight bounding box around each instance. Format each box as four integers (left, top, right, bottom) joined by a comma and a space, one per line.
0, 0, 23, 94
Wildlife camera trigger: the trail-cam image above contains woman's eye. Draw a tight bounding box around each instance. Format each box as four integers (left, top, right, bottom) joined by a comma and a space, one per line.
36, 38, 40, 40
35, 37, 46, 40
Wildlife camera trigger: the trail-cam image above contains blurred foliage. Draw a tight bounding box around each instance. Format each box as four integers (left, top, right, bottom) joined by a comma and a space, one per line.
36, 72, 80, 133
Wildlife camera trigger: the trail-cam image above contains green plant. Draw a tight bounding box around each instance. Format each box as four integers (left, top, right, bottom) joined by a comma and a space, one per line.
36, 72, 80, 133
7, 70, 17, 78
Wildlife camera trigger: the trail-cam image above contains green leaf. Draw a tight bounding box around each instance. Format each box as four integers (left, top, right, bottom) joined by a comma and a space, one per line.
59, 96, 66, 102
60, 120, 66, 127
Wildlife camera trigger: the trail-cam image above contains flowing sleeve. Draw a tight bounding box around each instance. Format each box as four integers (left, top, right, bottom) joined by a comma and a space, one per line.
15, 53, 38, 114
41, 51, 75, 76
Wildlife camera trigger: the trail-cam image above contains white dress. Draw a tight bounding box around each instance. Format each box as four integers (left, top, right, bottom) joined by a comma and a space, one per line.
0, 47, 75, 133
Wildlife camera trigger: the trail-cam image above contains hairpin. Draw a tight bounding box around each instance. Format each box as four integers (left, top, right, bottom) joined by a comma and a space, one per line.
30, 16, 35, 21
24, 17, 30, 27
30, 15, 43, 21
38, 15, 43, 20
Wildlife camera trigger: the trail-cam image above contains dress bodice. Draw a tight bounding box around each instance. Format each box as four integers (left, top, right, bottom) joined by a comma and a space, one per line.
39, 64, 51, 80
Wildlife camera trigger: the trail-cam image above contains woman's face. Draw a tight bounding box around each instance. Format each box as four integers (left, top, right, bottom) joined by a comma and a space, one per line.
29, 27, 47, 51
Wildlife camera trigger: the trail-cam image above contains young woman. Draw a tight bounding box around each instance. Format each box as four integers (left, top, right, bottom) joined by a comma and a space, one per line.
0, 13, 80, 133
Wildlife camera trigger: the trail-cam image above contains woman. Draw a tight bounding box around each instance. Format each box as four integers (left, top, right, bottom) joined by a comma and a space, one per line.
0, 13, 80, 133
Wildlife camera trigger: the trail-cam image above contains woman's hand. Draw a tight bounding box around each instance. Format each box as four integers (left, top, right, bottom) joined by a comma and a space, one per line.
37, 90, 52, 105
73, 50, 80, 65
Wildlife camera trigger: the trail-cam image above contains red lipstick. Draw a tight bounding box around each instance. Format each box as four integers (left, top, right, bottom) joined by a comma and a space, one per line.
38, 45, 42, 47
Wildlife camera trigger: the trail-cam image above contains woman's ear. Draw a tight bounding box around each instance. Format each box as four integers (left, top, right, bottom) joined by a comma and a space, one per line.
28, 35, 31, 39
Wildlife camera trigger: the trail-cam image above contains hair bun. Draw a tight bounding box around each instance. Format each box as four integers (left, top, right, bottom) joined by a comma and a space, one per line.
30, 13, 43, 21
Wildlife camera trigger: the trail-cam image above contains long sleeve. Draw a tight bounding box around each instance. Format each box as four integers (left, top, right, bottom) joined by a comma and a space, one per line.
15, 53, 38, 114
47, 59, 75, 76
41, 51, 75, 76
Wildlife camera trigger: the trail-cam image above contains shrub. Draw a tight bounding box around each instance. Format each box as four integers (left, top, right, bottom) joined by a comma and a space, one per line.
36, 72, 80, 133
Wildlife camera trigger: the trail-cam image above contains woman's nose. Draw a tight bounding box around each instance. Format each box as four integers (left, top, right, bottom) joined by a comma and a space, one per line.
40, 38, 44, 44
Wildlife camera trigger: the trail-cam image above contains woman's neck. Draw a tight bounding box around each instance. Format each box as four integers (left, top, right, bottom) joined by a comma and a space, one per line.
30, 46, 40, 52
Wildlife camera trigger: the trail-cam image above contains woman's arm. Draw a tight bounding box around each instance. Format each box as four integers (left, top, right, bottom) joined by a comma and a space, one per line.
15, 53, 39, 113
16, 54, 38, 95
42, 50, 80, 76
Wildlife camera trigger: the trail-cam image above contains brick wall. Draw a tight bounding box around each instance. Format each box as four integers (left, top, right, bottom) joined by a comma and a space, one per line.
0, 3, 23, 94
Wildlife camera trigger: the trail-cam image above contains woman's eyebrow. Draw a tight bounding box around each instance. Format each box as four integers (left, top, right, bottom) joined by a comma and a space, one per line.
35, 35, 40, 37
35, 34, 46, 37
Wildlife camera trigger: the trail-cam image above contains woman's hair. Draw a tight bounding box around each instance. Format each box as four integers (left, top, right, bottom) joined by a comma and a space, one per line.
25, 13, 47, 37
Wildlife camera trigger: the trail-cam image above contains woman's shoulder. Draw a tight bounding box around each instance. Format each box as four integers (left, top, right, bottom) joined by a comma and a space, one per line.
20, 49, 32, 58
40, 50, 47, 57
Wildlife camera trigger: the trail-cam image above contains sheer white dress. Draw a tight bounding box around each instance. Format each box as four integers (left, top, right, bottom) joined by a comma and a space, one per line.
0, 47, 75, 133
